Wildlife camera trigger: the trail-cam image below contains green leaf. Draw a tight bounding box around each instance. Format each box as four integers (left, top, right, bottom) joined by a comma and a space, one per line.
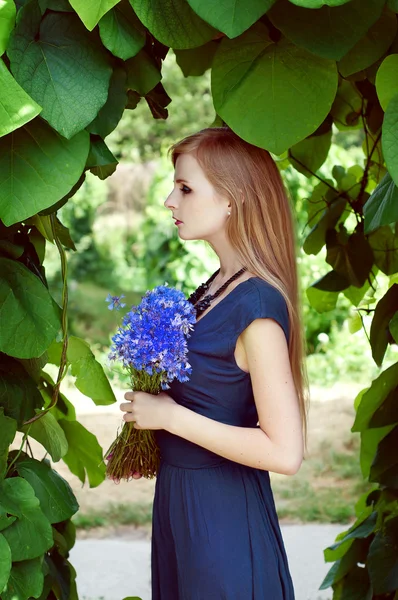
49, 336, 116, 405
268, 0, 385, 60
0, 59, 42, 137
364, 173, 398, 234
15, 458, 78, 524
0, 478, 53, 561
0, 118, 90, 227
174, 41, 218, 77
324, 511, 377, 562
125, 49, 161, 95
99, 0, 145, 60
369, 425, 398, 486
211, 24, 338, 155
320, 539, 368, 589
369, 385, 398, 427
330, 79, 362, 130
0, 0, 16, 56
289, 130, 332, 177
337, 9, 397, 78
1, 557, 44, 600
360, 425, 395, 478
290, 0, 352, 5
325, 229, 374, 288
7, 3, 113, 139
383, 93, 398, 189
86, 136, 119, 181
0, 408, 17, 481
331, 565, 372, 600
0, 355, 43, 426
68, 0, 120, 30
21, 412, 68, 462
0, 533, 11, 593
368, 225, 398, 274
86, 65, 128, 138
370, 284, 398, 366
368, 516, 398, 594
186, 0, 275, 38
376, 54, 398, 111
303, 197, 347, 255
130, 0, 216, 49
352, 362, 398, 431
59, 420, 106, 487
0, 258, 61, 359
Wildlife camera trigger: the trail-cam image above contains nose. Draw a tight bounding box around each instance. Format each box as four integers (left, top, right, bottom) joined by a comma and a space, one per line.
164, 188, 178, 210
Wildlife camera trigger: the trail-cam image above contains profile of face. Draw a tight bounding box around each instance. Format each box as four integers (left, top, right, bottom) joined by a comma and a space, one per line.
164, 153, 230, 242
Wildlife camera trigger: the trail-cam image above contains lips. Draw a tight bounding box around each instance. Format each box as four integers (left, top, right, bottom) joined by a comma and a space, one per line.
173, 218, 183, 224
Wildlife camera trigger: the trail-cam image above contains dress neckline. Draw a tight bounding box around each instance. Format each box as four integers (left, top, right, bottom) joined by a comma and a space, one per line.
194, 276, 260, 326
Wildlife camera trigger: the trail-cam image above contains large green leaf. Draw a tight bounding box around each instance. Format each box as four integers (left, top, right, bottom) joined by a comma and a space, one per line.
86, 136, 119, 180
211, 24, 338, 155
0, 258, 61, 359
15, 458, 78, 524
69, 0, 120, 30
86, 65, 128, 138
268, 0, 385, 60
125, 49, 161, 95
304, 197, 347, 255
1, 557, 44, 600
186, 0, 275, 38
174, 41, 218, 77
376, 54, 398, 111
369, 425, 398, 487
0, 0, 15, 56
0, 59, 42, 138
330, 79, 362, 131
324, 511, 378, 563
337, 9, 397, 78
99, 0, 145, 59
364, 173, 398, 234
0, 533, 11, 593
369, 386, 398, 427
289, 130, 332, 177
0, 355, 43, 426
353, 362, 398, 432
0, 478, 53, 561
368, 516, 398, 593
370, 284, 398, 366
368, 225, 398, 274
0, 408, 17, 481
383, 93, 398, 188
319, 539, 368, 589
290, 0, 353, 5
21, 412, 68, 462
7, 2, 113, 139
130, 0, 216, 49
59, 420, 106, 487
0, 118, 90, 226
360, 425, 395, 478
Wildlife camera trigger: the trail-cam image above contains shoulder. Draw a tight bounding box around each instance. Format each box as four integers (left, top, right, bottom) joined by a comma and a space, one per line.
240, 277, 289, 342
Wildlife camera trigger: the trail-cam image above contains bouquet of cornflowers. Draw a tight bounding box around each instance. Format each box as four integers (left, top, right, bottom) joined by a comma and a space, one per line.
104, 284, 196, 481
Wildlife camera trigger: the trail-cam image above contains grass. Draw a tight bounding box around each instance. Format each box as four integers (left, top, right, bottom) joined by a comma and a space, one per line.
73, 502, 153, 530
272, 434, 374, 524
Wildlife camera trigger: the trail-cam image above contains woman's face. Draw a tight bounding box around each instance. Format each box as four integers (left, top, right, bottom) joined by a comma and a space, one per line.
164, 153, 229, 241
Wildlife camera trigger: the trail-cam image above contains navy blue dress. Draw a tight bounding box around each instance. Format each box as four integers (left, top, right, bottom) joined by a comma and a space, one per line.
152, 277, 295, 599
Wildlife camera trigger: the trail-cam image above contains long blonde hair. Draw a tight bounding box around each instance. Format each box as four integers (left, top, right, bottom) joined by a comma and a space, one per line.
170, 127, 310, 451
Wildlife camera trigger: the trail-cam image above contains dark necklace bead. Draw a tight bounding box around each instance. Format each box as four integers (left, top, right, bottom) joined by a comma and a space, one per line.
188, 266, 248, 318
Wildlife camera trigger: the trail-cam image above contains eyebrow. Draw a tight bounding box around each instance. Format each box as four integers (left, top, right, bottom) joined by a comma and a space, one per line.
175, 178, 190, 184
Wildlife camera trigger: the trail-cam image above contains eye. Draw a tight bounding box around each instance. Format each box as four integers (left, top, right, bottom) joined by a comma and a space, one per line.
180, 184, 191, 194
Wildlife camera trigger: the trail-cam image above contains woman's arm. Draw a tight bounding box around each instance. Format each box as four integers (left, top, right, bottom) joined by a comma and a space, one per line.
166, 318, 303, 475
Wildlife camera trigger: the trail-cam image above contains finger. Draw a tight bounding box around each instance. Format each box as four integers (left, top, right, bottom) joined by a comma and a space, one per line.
132, 472, 142, 479
123, 412, 135, 422
124, 391, 135, 401
120, 401, 134, 413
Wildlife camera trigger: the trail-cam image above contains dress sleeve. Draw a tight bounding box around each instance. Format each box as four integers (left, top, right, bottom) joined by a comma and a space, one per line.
231, 280, 290, 347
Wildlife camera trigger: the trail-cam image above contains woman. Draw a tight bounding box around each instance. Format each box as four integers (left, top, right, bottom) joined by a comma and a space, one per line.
120, 127, 309, 599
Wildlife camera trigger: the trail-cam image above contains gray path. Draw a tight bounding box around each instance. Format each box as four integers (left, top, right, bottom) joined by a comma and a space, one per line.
70, 523, 343, 600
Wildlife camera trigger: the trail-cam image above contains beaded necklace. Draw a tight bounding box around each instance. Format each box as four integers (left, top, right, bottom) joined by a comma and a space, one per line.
188, 266, 248, 318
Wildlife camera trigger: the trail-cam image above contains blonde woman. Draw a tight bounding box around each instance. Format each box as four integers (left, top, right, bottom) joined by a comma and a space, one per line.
120, 127, 309, 599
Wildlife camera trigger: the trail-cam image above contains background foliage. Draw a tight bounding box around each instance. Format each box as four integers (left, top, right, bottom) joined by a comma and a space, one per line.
1, 0, 398, 598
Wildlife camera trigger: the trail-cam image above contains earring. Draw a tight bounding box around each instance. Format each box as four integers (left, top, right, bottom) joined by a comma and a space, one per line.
227, 210, 231, 216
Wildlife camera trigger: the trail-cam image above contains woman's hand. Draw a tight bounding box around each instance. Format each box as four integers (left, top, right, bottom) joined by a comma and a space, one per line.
120, 390, 177, 431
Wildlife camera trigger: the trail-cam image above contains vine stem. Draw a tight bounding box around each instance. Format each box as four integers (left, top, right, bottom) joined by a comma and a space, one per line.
23, 213, 69, 426
6, 426, 31, 476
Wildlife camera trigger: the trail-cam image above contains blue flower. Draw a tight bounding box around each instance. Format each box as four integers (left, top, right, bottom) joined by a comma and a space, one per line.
108, 284, 196, 386
106, 293, 126, 311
